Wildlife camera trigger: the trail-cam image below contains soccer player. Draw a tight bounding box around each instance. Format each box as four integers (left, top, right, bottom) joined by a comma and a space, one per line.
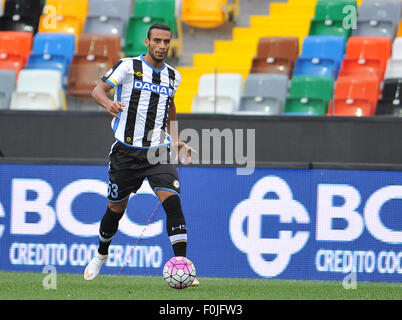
84, 23, 199, 286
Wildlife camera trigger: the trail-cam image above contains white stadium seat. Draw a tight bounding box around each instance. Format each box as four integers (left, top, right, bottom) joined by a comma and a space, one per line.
10, 70, 64, 110
384, 59, 402, 79
391, 37, 402, 60
192, 73, 243, 114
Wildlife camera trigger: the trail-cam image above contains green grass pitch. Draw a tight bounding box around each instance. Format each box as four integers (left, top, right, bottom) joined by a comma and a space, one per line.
0, 271, 400, 300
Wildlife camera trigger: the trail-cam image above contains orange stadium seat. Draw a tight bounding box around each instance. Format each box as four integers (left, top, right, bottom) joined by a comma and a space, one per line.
0, 31, 33, 73
181, 0, 238, 28
338, 37, 392, 82
328, 75, 380, 116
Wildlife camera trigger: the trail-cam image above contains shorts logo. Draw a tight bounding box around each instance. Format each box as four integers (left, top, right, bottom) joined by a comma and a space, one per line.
173, 180, 180, 189
126, 137, 132, 143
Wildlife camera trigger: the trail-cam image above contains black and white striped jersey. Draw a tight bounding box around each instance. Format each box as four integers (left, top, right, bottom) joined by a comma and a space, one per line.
101, 55, 181, 148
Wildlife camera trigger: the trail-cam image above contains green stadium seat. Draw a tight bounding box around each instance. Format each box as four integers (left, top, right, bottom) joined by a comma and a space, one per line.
130, 0, 182, 57
309, 0, 357, 41
284, 75, 334, 115
133, 0, 177, 34
124, 16, 168, 57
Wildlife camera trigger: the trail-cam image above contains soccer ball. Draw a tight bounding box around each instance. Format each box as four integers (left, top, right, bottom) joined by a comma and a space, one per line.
163, 256, 196, 289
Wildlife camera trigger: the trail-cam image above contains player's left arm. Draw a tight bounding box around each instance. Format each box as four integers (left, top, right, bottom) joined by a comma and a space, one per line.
168, 99, 197, 164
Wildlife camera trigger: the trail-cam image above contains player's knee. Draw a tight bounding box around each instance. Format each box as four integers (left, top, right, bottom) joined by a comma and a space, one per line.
108, 199, 128, 213
162, 194, 183, 218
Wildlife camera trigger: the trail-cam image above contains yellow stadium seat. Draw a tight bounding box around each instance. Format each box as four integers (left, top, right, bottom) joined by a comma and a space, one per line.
38, 16, 82, 46
39, 0, 88, 40
44, 0, 88, 27
181, 0, 239, 28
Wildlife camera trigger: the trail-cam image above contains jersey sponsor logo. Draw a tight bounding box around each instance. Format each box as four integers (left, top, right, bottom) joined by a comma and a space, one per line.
134, 80, 173, 97
133, 71, 143, 78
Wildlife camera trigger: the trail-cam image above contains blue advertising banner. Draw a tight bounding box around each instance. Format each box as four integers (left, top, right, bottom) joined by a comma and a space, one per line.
0, 164, 401, 282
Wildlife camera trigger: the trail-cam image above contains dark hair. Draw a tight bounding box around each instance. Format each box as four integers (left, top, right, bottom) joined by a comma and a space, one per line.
147, 23, 171, 39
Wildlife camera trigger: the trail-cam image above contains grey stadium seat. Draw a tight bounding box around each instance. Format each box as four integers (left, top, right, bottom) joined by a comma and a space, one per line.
237, 74, 289, 115
0, 70, 16, 109
353, 0, 401, 38
83, 0, 132, 38
360, 0, 401, 23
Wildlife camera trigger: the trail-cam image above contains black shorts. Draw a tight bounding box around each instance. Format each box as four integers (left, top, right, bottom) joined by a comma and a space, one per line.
107, 142, 180, 202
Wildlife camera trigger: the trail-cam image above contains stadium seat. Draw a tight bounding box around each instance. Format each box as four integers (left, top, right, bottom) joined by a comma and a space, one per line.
375, 99, 402, 116
26, 33, 75, 87
181, 0, 238, 29
338, 37, 392, 82
132, 0, 182, 57
124, 16, 168, 58
328, 75, 380, 116
192, 73, 242, 114
38, 0, 88, 43
382, 78, 402, 101
0, 31, 33, 73
392, 38, 402, 60
133, 0, 176, 34
250, 37, 299, 76
38, 16, 82, 46
384, 60, 402, 80
293, 35, 345, 78
284, 75, 334, 115
10, 69, 65, 110
309, 0, 358, 41
352, 0, 401, 38
0, 69, 16, 109
237, 74, 288, 115
384, 37, 402, 79
375, 79, 402, 116
76, 34, 121, 66
0, 0, 44, 33
67, 56, 110, 98
83, 0, 132, 40
42, 0, 88, 30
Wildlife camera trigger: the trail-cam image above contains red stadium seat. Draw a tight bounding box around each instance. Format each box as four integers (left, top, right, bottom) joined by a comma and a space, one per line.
328, 75, 380, 116
338, 37, 392, 81
0, 31, 33, 73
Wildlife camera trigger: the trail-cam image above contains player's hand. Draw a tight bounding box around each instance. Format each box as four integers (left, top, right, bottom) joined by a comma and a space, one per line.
106, 101, 125, 119
174, 141, 197, 165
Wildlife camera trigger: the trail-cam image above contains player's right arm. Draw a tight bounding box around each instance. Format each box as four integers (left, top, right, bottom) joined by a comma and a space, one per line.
92, 59, 129, 119
92, 81, 125, 120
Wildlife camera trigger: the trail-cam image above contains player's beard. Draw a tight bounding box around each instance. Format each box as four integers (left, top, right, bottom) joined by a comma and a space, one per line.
149, 48, 167, 63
